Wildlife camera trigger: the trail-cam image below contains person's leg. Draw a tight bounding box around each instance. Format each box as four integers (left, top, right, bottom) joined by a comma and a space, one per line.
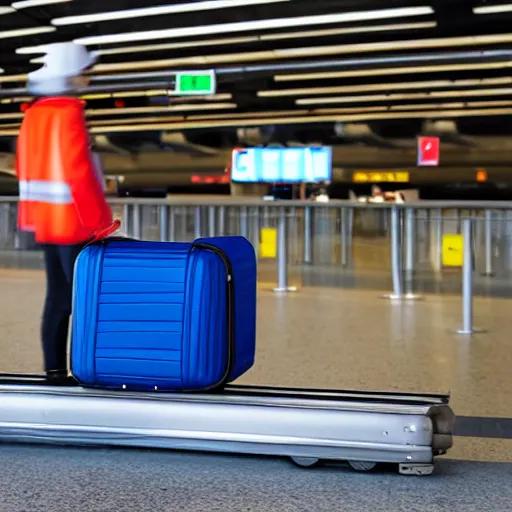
49, 243, 85, 373
58, 243, 84, 285
41, 244, 70, 373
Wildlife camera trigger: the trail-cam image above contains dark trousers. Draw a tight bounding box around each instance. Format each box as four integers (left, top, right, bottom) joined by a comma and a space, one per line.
41, 243, 84, 372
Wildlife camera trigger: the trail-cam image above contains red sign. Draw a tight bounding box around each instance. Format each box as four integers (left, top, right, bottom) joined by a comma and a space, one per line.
476, 169, 488, 182
191, 175, 230, 184
417, 136, 440, 166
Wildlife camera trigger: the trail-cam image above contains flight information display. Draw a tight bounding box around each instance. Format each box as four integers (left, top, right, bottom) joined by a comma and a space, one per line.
231, 147, 332, 183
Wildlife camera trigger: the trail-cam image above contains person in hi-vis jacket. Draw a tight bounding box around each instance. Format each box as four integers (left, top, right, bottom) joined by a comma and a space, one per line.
16, 42, 118, 383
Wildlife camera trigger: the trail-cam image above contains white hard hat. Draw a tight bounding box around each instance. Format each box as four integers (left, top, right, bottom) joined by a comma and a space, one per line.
27, 42, 97, 93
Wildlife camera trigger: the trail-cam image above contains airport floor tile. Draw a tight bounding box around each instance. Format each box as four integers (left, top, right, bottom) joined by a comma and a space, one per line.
1, 268, 512, 418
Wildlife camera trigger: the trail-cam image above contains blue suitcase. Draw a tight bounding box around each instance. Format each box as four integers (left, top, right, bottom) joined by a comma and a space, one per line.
70, 236, 257, 391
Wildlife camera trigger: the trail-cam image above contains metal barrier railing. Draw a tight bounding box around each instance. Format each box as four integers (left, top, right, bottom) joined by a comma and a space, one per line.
1, 196, 512, 335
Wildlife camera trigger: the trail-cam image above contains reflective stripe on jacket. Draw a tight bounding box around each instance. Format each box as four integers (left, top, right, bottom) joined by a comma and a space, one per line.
16, 97, 113, 245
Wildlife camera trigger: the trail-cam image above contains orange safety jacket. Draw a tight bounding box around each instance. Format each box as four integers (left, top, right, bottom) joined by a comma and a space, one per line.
16, 97, 114, 245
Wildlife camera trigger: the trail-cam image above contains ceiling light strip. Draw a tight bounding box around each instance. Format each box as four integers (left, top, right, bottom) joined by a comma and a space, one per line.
0, 96, 31, 104
260, 22, 436, 41
0, 100, 493, 122
3, 101, 511, 125
187, 109, 312, 120
87, 33, 512, 74
275, 33, 512, 58
0, 104, 236, 121
389, 102, 464, 111
80, 91, 232, 101
259, 77, 512, 97
296, 87, 512, 105
52, 0, 290, 26
473, 4, 512, 14
17, 37, 258, 56
74, 7, 434, 46
11, 0, 71, 8
274, 61, 512, 81
0, 26, 55, 40
0, 74, 27, 84
3, 105, 512, 134
0, 111, 315, 128
0, 113, 23, 120
80, 107, 512, 133
86, 103, 237, 117
91, 52, 274, 73
17, 22, 435, 58
90, 116, 186, 126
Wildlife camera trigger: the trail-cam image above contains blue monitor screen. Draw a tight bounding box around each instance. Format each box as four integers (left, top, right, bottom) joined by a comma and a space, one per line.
231, 147, 332, 183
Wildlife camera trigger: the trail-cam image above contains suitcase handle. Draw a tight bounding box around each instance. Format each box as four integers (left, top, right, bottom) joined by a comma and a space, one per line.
89, 219, 121, 244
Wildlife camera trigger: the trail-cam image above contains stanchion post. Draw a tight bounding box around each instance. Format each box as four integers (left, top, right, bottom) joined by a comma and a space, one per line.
133, 203, 142, 239
482, 210, 494, 277
123, 203, 131, 237
274, 206, 297, 293
240, 207, 249, 238
288, 206, 298, 264
263, 207, 270, 227
304, 206, 312, 264
433, 208, 443, 273
194, 207, 202, 239
169, 207, 176, 242
496, 210, 505, 240
457, 218, 485, 335
181, 207, 188, 240
159, 205, 169, 242
340, 208, 349, 267
252, 207, 260, 250
348, 207, 354, 243
384, 206, 421, 301
208, 206, 216, 237
218, 206, 226, 236
405, 208, 416, 274
389, 206, 402, 297
0, 204, 7, 243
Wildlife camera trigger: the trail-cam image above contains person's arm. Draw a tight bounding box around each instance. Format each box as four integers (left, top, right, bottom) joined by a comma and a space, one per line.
60, 105, 110, 230
15, 117, 33, 230
15, 119, 27, 183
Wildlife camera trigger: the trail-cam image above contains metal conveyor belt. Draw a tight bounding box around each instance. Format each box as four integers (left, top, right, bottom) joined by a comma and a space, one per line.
0, 378, 455, 476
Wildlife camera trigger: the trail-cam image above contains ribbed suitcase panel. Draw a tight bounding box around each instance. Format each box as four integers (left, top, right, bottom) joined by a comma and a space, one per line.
95, 242, 188, 386
72, 241, 190, 388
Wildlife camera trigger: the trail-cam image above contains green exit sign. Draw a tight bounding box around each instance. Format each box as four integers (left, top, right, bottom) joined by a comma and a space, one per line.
175, 70, 216, 95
